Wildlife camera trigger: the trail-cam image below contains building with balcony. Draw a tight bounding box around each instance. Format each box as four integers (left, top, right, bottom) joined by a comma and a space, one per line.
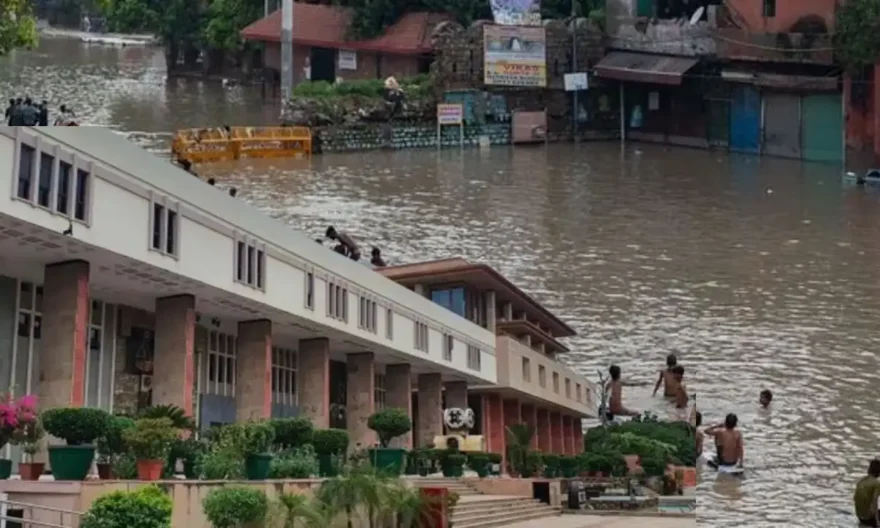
378, 259, 594, 462
598, 0, 843, 163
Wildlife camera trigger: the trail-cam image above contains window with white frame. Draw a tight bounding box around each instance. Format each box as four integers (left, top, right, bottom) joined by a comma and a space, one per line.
206, 330, 236, 396
14, 282, 42, 396
467, 345, 481, 371
235, 236, 266, 290
521, 357, 531, 382
85, 300, 108, 408
386, 308, 393, 340
15, 140, 90, 223
304, 272, 315, 310
359, 296, 377, 333
565, 378, 571, 399
414, 322, 428, 352
374, 373, 386, 410
327, 281, 348, 321
272, 347, 297, 407
576, 383, 582, 402
442, 334, 453, 361
149, 195, 180, 258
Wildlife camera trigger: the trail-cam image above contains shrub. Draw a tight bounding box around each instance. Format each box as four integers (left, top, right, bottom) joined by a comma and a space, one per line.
80, 485, 172, 528
112, 451, 139, 479
123, 418, 178, 460
42, 407, 110, 445
240, 421, 275, 456
467, 452, 490, 476
584, 414, 696, 467
367, 409, 412, 448
202, 486, 269, 528
269, 445, 319, 478
198, 450, 244, 480
312, 429, 349, 456
269, 417, 314, 450
97, 416, 136, 463
171, 436, 207, 465
138, 405, 195, 431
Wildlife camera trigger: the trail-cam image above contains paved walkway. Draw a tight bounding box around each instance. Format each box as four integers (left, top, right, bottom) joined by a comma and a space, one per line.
498, 514, 696, 528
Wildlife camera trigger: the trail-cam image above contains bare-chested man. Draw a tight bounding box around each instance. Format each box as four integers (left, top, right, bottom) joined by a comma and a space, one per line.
672, 365, 689, 409
705, 413, 743, 468
326, 226, 361, 262
606, 365, 639, 419
652, 354, 679, 398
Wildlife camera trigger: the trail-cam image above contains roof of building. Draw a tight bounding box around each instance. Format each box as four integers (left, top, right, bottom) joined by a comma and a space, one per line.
378, 258, 577, 338
240, 5, 451, 55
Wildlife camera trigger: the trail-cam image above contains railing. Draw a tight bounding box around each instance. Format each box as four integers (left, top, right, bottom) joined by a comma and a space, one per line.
171, 126, 313, 164
0, 497, 82, 528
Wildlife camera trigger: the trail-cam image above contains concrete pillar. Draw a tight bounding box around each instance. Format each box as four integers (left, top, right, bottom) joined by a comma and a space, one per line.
484, 393, 504, 456
417, 373, 442, 447
485, 291, 496, 332
444, 381, 468, 411
40, 260, 90, 409
414, 283, 427, 297
537, 408, 551, 453
236, 319, 272, 421
299, 338, 330, 428
562, 416, 572, 455
551, 411, 563, 454
385, 364, 412, 449
522, 403, 537, 450
346, 352, 375, 449
153, 294, 196, 415
502, 302, 513, 320
573, 417, 584, 454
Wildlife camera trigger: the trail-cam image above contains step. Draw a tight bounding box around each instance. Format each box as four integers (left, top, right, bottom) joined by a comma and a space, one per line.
453, 508, 561, 528
453, 502, 558, 523
452, 497, 538, 513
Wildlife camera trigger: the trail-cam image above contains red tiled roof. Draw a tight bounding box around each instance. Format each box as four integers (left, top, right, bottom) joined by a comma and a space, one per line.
241, 4, 451, 55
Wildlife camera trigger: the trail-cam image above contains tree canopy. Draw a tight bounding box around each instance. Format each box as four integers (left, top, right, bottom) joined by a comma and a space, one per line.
0, 0, 38, 56
835, 0, 880, 70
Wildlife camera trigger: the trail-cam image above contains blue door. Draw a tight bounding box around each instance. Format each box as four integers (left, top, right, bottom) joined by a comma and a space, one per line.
729, 85, 761, 154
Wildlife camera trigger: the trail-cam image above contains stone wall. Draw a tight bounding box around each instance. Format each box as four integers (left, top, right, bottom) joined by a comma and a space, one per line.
315, 123, 511, 153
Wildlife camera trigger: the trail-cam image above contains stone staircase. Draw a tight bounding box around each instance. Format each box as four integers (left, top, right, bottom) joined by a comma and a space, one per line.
408, 476, 481, 496
451, 496, 561, 528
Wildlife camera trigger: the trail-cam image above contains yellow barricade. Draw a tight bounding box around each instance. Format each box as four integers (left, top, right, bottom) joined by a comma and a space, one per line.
171, 126, 312, 164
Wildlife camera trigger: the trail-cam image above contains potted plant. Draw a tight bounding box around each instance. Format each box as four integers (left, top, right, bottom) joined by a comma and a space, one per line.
240, 421, 276, 480
123, 418, 178, 481
487, 453, 502, 476
312, 428, 349, 477
0, 394, 38, 480
366, 408, 411, 476
559, 455, 578, 478
439, 448, 466, 477
173, 436, 206, 479
15, 415, 44, 481
96, 416, 135, 479
541, 453, 560, 478
42, 407, 110, 480
467, 452, 490, 478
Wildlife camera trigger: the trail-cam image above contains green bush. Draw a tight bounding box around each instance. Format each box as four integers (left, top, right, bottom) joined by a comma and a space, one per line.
312, 429, 349, 456
367, 408, 412, 448
240, 421, 275, 456
198, 450, 244, 480
123, 418, 178, 460
171, 436, 207, 465
466, 453, 490, 476
577, 450, 627, 476
202, 486, 269, 528
270, 445, 319, 478
269, 417, 314, 450
80, 485, 172, 528
97, 416, 136, 463
290, 75, 433, 100
42, 407, 111, 445
138, 405, 195, 431
584, 414, 696, 467
112, 451, 138, 479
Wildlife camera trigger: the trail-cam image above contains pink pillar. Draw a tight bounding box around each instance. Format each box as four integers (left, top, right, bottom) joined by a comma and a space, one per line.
236, 319, 272, 420
153, 294, 196, 416
562, 416, 571, 455
573, 417, 584, 454
347, 352, 376, 449
485, 393, 504, 456
522, 403, 537, 449
385, 364, 412, 449
551, 411, 563, 454
299, 338, 330, 428
502, 399, 521, 473
537, 408, 551, 453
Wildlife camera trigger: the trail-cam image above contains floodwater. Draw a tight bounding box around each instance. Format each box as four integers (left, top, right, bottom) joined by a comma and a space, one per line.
4, 37, 880, 528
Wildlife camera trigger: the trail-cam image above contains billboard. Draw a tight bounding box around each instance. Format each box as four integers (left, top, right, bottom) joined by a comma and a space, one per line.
483, 25, 547, 88
489, 0, 541, 26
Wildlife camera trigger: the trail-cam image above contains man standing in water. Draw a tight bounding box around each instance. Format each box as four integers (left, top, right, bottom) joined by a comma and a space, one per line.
855, 459, 880, 526
704, 414, 744, 470
759, 389, 773, 409
672, 365, 689, 409
652, 354, 679, 398
606, 365, 639, 419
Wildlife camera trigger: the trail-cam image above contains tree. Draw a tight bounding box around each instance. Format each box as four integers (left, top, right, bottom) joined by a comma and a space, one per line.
0, 0, 38, 56
835, 0, 880, 71
202, 0, 263, 51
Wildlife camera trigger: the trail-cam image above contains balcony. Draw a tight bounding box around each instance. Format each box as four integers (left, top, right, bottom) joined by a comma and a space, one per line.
492, 335, 595, 416
713, 29, 834, 65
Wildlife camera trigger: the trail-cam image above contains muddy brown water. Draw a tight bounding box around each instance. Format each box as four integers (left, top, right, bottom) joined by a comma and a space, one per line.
4, 36, 878, 527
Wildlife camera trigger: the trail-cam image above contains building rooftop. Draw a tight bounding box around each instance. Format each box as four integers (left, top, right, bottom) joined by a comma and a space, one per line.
240, 5, 452, 55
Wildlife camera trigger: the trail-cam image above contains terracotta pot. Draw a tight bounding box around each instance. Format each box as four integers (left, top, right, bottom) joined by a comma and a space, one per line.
96, 463, 115, 480
136, 459, 165, 481
18, 462, 44, 481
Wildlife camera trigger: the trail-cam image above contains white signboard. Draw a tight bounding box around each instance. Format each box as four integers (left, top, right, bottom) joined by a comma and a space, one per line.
338, 50, 357, 71
564, 72, 588, 91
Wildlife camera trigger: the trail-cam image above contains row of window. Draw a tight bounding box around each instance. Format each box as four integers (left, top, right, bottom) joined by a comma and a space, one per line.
522, 357, 585, 403
235, 239, 266, 290
16, 145, 90, 222
272, 347, 297, 406
150, 200, 179, 257
358, 297, 378, 334
327, 281, 349, 321
414, 322, 429, 352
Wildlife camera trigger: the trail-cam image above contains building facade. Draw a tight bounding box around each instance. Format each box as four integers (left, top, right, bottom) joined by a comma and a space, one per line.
0, 126, 592, 467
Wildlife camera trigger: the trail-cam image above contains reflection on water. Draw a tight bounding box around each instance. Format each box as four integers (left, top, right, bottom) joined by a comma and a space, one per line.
3, 36, 878, 528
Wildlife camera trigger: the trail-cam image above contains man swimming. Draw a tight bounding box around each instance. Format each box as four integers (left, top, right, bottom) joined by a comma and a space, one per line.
653, 354, 679, 398
704, 413, 743, 469
606, 365, 639, 419
855, 459, 880, 526
759, 389, 773, 409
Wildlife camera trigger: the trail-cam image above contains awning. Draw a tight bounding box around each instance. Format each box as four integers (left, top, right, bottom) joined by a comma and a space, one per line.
594, 52, 699, 86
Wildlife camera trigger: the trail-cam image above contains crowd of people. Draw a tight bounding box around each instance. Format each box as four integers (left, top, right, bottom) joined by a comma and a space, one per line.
4, 98, 78, 126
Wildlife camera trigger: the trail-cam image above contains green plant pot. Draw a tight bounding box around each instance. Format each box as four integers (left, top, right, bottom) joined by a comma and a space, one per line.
317, 453, 340, 477
542, 468, 558, 478
48, 445, 95, 481
561, 467, 577, 478
368, 448, 406, 476
0, 459, 11, 480
442, 463, 464, 478
244, 453, 273, 480
183, 461, 198, 479
474, 466, 489, 478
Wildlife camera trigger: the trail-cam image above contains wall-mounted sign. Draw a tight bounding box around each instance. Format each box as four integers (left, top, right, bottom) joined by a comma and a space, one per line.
338, 50, 357, 71
484, 25, 546, 87
564, 72, 588, 91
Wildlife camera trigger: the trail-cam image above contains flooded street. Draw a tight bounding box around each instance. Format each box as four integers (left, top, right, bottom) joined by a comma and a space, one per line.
5, 37, 880, 527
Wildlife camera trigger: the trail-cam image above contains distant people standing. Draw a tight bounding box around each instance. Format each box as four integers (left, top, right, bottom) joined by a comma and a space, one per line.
370, 247, 387, 267
653, 353, 679, 398
5, 99, 14, 125
38, 101, 49, 126
10, 98, 23, 125
19, 98, 38, 126
326, 226, 361, 262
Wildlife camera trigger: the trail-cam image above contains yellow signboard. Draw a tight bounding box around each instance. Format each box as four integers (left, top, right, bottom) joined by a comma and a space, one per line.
483, 25, 547, 88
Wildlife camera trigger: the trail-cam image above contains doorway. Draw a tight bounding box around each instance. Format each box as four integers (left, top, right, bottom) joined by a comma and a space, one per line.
310, 47, 337, 82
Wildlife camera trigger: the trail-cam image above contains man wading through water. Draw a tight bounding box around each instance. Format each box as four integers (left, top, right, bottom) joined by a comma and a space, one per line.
855, 459, 880, 526
704, 414, 744, 472
605, 365, 639, 420
653, 354, 679, 398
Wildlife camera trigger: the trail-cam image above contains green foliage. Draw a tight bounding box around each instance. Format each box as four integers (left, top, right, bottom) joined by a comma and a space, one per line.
504, 423, 534, 475
269, 417, 314, 450
42, 407, 111, 446
138, 405, 195, 431
585, 414, 696, 467
270, 445, 319, 478
0, 0, 38, 56
367, 408, 412, 448
202, 0, 262, 51
170, 436, 207, 465
97, 416, 136, 462
239, 421, 276, 456
576, 449, 627, 476
80, 485, 172, 528
312, 428, 349, 456
202, 486, 269, 528
466, 452, 490, 476
277, 493, 329, 528
123, 418, 178, 460
112, 451, 139, 479
198, 450, 245, 480
835, 0, 880, 70
290, 75, 433, 101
